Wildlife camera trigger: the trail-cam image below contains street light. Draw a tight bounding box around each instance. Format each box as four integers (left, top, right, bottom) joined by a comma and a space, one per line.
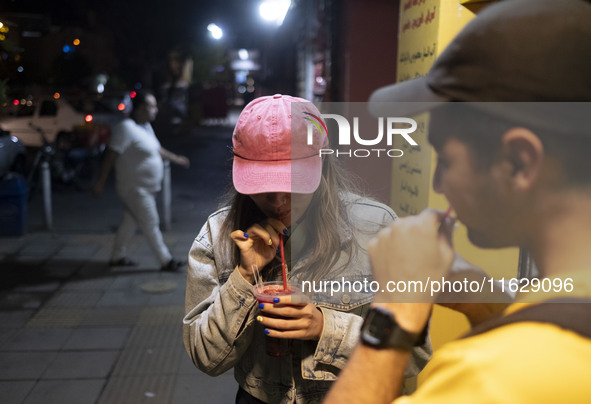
207, 23, 223, 40
259, 0, 291, 26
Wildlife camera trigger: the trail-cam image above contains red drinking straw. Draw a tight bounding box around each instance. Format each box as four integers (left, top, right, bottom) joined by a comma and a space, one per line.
443, 204, 453, 219
279, 233, 288, 290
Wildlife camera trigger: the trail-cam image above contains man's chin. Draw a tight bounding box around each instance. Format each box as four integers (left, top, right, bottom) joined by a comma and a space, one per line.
466, 229, 507, 249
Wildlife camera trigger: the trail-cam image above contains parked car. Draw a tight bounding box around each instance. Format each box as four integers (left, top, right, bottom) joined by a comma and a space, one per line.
70, 94, 130, 129
0, 128, 26, 179
0, 96, 110, 149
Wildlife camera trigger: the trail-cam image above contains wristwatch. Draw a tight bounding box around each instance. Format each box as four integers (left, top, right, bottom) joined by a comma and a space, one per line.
360, 305, 426, 351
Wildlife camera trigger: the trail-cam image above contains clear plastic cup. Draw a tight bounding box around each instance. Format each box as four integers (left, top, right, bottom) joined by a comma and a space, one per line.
253, 281, 299, 357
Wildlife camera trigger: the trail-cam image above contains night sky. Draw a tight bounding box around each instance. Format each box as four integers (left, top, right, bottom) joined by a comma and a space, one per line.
2, 0, 269, 51
1, 0, 286, 92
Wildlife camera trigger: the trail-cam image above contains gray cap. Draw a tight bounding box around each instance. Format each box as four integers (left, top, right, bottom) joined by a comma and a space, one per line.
370, 0, 591, 105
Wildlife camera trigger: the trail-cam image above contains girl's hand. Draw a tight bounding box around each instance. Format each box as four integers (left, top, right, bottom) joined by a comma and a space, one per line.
230, 218, 288, 284
258, 296, 324, 341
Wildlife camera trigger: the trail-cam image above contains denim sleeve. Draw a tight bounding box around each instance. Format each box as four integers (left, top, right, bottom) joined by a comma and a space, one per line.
182, 226, 258, 376
302, 307, 432, 380
301, 307, 363, 380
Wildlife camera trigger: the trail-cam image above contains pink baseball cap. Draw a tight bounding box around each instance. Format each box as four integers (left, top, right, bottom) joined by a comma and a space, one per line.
232, 94, 329, 195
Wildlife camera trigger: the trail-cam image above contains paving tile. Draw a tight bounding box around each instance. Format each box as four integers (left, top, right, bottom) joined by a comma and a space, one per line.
139, 279, 178, 295
137, 305, 184, 326
0, 292, 47, 310
0, 328, 17, 347
0, 380, 36, 404
108, 273, 162, 290
97, 375, 175, 404
125, 325, 181, 349
13, 256, 45, 266
76, 262, 112, 278
20, 240, 62, 257
177, 353, 202, 376
109, 261, 159, 273
0, 237, 25, 254
112, 346, 182, 376
54, 243, 100, 259
13, 282, 61, 293
45, 291, 103, 308
0, 352, 57, 379
172, 371, 237, 404
41, 261, 81, 279
27, 308, 88, 328
42, 350, 119, 379
0, 310, 35, 328
61, 277, 114, 292
63, 327, 131, 350
96, 290, 151, 307
146, 285, 185, 306
80, 307, 142, 327
23, 379, 105, 404
3, 328, 72, 351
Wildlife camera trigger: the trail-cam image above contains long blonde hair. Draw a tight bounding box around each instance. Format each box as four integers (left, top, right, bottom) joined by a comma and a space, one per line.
218, 153, 362, 281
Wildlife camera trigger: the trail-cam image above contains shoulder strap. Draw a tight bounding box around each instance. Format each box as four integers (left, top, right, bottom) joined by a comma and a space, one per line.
463, 298, 591, 339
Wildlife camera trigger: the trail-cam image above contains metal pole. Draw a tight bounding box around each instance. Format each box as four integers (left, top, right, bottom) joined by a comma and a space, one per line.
162, 160, 171, 231
41, 161, 53, 230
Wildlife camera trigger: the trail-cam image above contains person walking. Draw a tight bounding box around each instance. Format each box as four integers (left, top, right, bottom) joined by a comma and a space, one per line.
93, 90, 190, 272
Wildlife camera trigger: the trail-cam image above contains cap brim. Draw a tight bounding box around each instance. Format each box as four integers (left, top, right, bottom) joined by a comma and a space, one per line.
233, 155, 322, 195
368, 76, 450, 117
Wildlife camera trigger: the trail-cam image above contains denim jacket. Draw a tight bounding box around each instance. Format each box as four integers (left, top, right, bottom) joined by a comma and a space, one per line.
183, 196, 432, 403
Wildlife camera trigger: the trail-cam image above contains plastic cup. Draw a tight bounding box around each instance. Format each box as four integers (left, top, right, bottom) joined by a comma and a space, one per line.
253, 281, 299, 357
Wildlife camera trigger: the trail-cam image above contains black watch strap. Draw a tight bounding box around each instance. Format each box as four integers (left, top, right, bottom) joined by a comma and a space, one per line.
360, 305, 426, 351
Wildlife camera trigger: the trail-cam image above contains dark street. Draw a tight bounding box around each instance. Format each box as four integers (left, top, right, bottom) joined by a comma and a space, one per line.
0, 117, 240, 404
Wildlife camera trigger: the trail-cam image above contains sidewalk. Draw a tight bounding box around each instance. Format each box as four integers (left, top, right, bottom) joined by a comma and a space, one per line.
0, 123, 238, 403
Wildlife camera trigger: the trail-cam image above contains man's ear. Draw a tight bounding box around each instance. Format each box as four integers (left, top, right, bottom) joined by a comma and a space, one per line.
500, 128, 544, 191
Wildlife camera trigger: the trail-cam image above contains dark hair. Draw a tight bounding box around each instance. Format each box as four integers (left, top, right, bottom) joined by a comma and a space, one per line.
429, 104, 591, 186
218, 153, 364, 282
131, 90, 155, 115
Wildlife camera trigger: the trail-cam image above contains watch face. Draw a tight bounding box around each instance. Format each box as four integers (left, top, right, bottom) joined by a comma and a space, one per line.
361, 306, 422, 350
362, 308, 394, 346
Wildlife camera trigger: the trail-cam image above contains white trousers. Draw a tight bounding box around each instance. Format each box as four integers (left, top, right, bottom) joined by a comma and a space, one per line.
111, 186, 172, 266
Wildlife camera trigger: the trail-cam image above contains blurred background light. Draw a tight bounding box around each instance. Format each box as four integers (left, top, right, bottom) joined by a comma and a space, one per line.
207, 23, 223, 40
238, 49, 249, 60
259, 0, 291, 26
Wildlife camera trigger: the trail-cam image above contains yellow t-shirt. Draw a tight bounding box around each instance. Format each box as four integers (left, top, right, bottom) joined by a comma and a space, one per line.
394, 271, 591, 403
